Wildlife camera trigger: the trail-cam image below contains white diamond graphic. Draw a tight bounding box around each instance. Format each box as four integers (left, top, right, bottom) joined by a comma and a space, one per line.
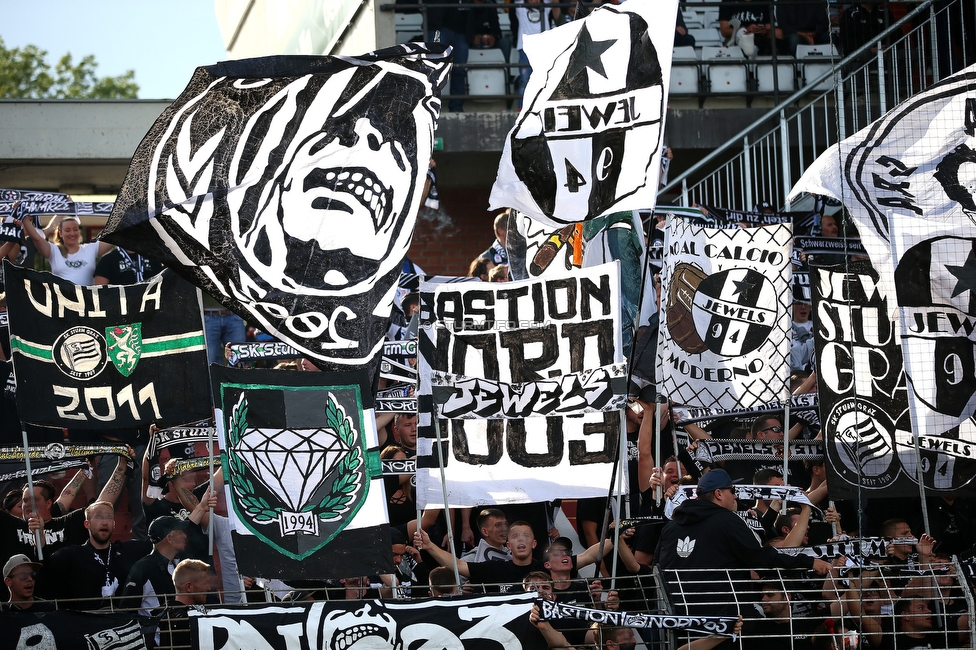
236, 427, 350, 511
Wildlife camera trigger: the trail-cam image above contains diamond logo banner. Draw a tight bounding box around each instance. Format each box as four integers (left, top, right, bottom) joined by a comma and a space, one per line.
213, 366, 391, 579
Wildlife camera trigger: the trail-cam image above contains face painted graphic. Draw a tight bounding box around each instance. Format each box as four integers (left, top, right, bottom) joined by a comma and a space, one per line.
103, 46, 449, 369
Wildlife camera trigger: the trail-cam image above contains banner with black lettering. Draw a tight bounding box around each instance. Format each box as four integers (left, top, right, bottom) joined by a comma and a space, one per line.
145, 425, 215, 499
192, 593, 544, 650
656, 219, 792, 409
416, 264, 625, 506
0, 200, 115, 244
539, 600, 738, 638
673, 391, 819, 427
212, 366, 391, 579
420, 263, 626, 419
5, 265, 210, 428
489, 0, 677, 227
811, 261, 976, 497
2, 610, 150, 649
506, 210, 644, 351
0, 443, 127, 482
100, 45, 451, 374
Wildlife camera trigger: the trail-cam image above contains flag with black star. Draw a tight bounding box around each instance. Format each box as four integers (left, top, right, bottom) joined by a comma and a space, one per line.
489, 0, 678, 227
789, 65, 976, 456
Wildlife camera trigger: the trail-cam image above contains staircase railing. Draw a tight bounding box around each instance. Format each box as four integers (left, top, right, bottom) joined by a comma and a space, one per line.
659, 0, 975, 211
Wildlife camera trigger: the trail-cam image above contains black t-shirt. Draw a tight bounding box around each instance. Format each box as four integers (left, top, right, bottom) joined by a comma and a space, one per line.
718, 0, 767, 26
143, 499, 210, 562
120, 549, 176, 613
93, 249, 161, 285
743, 617, 820, 649
466, 558, 544, 593
43, 539, 152, 606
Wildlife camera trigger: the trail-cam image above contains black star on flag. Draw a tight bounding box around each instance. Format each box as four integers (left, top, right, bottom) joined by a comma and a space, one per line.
550, 25, 615, 100
946, 247, 976, 302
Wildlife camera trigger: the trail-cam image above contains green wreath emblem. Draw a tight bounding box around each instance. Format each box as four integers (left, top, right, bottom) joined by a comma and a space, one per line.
227, 393, 363, 525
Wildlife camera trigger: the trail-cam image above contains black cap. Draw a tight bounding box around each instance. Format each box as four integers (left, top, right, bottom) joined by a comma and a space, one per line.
148, 515, 188, 543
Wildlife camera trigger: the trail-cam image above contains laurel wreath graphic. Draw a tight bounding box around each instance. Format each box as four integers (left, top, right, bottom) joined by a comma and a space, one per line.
227, 393, 363, 525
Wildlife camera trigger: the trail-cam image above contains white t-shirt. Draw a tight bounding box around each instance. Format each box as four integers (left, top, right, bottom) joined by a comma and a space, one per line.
48, 242, 100, 285
516, 3, 549, 51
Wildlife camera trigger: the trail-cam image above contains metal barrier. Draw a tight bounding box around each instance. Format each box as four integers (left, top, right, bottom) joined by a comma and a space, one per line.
660, 0, 975, 211
20, 559, 976, 649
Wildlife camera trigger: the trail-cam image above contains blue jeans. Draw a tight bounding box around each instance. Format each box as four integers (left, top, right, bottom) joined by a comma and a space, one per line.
517, 49, 531, 108
429, 27, 468, 111
205, 312, 246, 365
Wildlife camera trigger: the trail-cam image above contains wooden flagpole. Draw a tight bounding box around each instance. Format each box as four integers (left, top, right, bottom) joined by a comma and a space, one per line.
20, 427, 42, 559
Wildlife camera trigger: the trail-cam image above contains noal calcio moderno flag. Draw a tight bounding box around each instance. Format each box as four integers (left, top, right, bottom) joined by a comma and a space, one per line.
4, 264, 210, 428
98, 45, 451, 374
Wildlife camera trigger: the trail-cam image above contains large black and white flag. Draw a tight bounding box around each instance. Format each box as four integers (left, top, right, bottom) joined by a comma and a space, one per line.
100, 45, 451, 372
192, 594, 544, 650
420, 263, 626, 420
489, 0, 676, 226
212, 366, 391, 579
811, 261, 976, 496
656, 219, 792, 409
791, 65, 976, 442
416, 264, 626, 507
5, 265, 210, 428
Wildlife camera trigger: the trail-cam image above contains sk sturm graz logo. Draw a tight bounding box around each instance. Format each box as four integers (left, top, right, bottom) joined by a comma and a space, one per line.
53, 326, 107, 380
511, 7, 664, 223
105, 323, 142, 377
225, 386, 367, 560
667, 263, 777, 356
826, 398, 900, 489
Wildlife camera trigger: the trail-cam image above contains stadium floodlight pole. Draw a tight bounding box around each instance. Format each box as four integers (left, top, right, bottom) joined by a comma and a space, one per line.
783, 400, 790, 511
20, 427, 42, 559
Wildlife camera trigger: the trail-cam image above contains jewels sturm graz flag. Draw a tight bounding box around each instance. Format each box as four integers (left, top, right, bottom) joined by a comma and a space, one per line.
212, 366, 391, 579
656, 219, 793, 410
790, 65, 976, 446
810, 260, 976, 497
4, 264, 210, 428
489, 0, 677, 227
99, 45, 451, 373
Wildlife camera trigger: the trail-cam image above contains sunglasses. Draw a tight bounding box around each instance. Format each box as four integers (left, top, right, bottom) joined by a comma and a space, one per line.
10, 571, 37, 580
762, 426, 783, 433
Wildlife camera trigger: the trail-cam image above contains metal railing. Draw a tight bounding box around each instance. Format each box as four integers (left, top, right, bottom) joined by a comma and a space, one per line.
660, 0, 975, 211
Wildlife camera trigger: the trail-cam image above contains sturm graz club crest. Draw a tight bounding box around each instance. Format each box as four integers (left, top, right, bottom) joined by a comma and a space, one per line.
826, 397, 902, 489
224, 385, 368, 560
53, 326, 107, 380
667, 264, 777, 356
105, 323, 142, 377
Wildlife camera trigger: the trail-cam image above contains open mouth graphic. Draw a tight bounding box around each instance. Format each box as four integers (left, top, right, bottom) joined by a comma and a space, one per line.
305, 166, 394, 235
331, 624, 391, 650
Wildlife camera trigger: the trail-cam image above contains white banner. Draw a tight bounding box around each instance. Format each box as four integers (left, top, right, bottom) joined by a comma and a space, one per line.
656, 219, 793, 409
489, 0, 677, 227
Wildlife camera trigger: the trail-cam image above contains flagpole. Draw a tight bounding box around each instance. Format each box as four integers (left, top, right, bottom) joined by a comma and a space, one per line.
610, 412, 627, 592
208, 425, 215, 557
782, 401, 790, 511
655, 397, 662, 506
20, 427, 42, 559
432, 415, 461, 588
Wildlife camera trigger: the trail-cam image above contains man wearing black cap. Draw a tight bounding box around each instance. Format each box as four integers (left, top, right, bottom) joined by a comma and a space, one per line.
120, 515, 189, 616
655, 468, 831, 649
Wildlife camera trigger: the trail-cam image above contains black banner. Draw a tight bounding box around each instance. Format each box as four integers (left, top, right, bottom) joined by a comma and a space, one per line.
5, 265, 211, 428
811, 260, 976, 498
794, 236, 866, 255
191, 594, 544, 650
101, 45, 451, 374
1, 609, 150, 649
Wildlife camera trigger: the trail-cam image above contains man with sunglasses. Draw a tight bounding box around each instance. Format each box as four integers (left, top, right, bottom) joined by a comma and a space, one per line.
2, 554, 54, 612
